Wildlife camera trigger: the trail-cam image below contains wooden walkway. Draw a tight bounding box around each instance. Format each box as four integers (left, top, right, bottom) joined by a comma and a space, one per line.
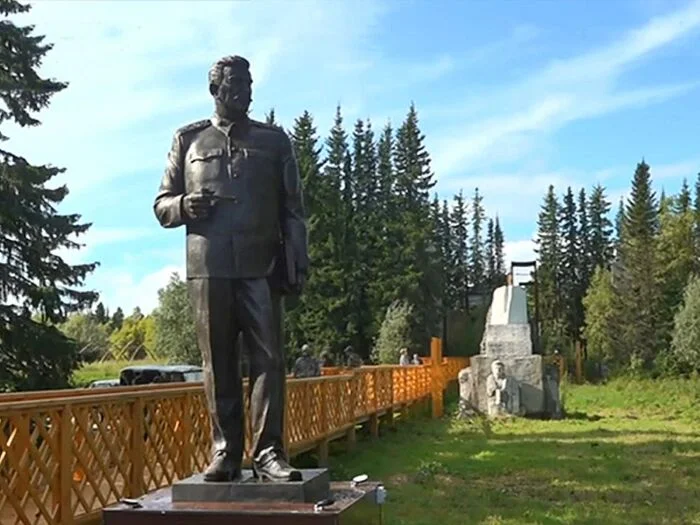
0, 338, 467, 525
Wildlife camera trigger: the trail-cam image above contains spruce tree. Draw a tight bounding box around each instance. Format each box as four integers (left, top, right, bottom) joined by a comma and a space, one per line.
0, 0, 98, 391
451, 190, 469, 309
559, 187, 581, 341
485, 218, 496, 287
469, 187, 486, 287
440, 200, 456, 309
392, 104, 437, 349
613, 160, 660, 370
264, 108, 277, 125
535, 185, 565, 354
588, 184, 613, 272
494, 216, 506, 284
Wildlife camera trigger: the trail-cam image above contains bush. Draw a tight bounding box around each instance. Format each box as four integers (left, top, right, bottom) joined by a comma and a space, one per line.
667, 274, 700, 374
371, 300, 414, 364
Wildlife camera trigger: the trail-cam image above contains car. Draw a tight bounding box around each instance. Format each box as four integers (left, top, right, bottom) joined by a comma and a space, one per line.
118, 364, 204, 386
87, 379, 121, 388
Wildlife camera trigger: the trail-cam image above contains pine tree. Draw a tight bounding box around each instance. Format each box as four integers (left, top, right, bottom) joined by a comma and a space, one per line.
613, 160, 660, 370
287, 110, 347, 359
485, 218, 496, 287
440, 200, 456, 308
655, 185, 695, 356
264, 108, 276, 125
559, 187, 580, 341
392, 103, 438, 349
110, 307, 124, 332
0, 0, 98, 391
451, 190, 469, 309
494, 216, 506, 284
535, 185, 565, 354
469, 187, 486, 287
577, 188, 591, 290
93, 301, 108, 324
588, 184, 613, 272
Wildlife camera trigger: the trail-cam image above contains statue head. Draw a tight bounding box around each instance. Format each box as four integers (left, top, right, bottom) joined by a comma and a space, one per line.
491, 360, 506, 379
209, 55, 252, 120
301, 344, 310, 357
343, 345, 353, 356
400, 347, 408, 356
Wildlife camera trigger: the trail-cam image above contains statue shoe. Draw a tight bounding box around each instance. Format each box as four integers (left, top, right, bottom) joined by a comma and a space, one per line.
203, 451, 242, 482
252, 448, 302, 482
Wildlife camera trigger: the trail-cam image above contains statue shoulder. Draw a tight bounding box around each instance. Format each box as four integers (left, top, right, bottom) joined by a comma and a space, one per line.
175, 119, 212, 137
250, 118, 285, 135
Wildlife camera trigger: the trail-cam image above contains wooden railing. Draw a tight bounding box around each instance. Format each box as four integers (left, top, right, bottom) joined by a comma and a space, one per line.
0, 339, 468, 525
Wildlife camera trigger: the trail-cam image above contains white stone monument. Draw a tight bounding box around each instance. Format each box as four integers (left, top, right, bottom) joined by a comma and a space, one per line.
469, 283, 546, 416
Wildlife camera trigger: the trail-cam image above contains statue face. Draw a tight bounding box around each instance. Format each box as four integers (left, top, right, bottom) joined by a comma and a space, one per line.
491, 360, 506, 379
214, 65, 252, 117
496, 362, 505, 378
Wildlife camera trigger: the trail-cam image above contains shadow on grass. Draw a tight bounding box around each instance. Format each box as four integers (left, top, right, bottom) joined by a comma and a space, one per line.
315, 405, 700, 525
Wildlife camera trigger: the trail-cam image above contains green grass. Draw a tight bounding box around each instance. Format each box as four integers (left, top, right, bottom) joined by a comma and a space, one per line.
72, 358, 167, 387
324, 378, 700, 525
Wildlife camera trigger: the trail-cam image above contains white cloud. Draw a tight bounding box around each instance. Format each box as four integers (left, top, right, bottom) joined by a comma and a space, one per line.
94, 263, 186, 315
4, 0, 392, 193
653, 158, 700, 180
55, 227, 160, 265
429, 0, 700, 178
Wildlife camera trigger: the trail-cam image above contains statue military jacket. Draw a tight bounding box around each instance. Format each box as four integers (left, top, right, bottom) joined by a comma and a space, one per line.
154, 116, 308, 280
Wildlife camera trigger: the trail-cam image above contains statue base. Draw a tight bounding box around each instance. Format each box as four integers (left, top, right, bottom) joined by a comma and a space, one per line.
103, 481, 385, 525
172, 469, 330, 503
471, 355, 544, 415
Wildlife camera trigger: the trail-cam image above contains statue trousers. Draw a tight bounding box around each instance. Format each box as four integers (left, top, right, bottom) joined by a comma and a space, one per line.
188, 277, 286, 466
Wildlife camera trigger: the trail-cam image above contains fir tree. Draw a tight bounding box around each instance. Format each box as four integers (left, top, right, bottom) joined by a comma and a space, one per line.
392, 104, 438, 349
535, 185, 565, 354
264, 108, 277, 125
613, 160, 660, 370
559, 187, 580, 341
588, 184, 613, 272
494, 216, 506, 284
485, 218, 496, 287
469, 187, 486, 287
0, 0, 98, 390
451, 190, 469, 309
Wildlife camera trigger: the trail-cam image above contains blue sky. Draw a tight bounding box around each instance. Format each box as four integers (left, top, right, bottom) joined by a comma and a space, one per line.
6, 0, 700, 313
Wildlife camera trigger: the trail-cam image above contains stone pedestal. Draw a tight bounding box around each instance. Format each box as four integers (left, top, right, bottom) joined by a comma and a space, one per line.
104, 480, 385, 525
172, 469, 330, 504
462, 284, 557, 418
471, 355, 544, 415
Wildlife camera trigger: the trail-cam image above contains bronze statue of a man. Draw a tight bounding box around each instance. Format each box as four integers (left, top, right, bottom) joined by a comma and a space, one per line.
153, 55, 308, 483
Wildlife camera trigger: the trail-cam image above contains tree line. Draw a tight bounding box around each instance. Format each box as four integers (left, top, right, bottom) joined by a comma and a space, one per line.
535, 161, 700, 376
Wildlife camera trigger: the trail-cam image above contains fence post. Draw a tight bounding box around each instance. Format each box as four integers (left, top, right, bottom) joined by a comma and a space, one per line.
130, 398, 145, 497
57, 407, 73, 525
430, 337, 444, 418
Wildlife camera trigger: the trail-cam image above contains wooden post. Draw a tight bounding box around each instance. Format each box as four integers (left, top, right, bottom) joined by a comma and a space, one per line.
58, 407, 74, 525
317, 381, 329, 467
575, 342, 584, 384
430, 337, 444, 419
130, 398, 145, 497
180, 395, 193, 478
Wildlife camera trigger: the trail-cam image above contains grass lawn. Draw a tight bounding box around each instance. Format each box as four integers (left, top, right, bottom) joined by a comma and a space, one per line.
325, 378, 700, 525
72, 358, 167, 387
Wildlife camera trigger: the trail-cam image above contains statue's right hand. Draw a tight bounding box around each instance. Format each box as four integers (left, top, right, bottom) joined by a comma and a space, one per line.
183, 192, 212, 220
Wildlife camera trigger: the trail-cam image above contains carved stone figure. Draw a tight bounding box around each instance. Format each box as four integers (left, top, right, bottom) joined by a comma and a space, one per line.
485, 360, 521, 416
343, 345, 363, 368
153, 55, 308, 483
457, 367, 478, 418
292, 344, 321, 378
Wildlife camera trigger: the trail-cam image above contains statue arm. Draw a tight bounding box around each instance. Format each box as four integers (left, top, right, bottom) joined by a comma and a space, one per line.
154, 133, 187, 228
279, 132, 309, 275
